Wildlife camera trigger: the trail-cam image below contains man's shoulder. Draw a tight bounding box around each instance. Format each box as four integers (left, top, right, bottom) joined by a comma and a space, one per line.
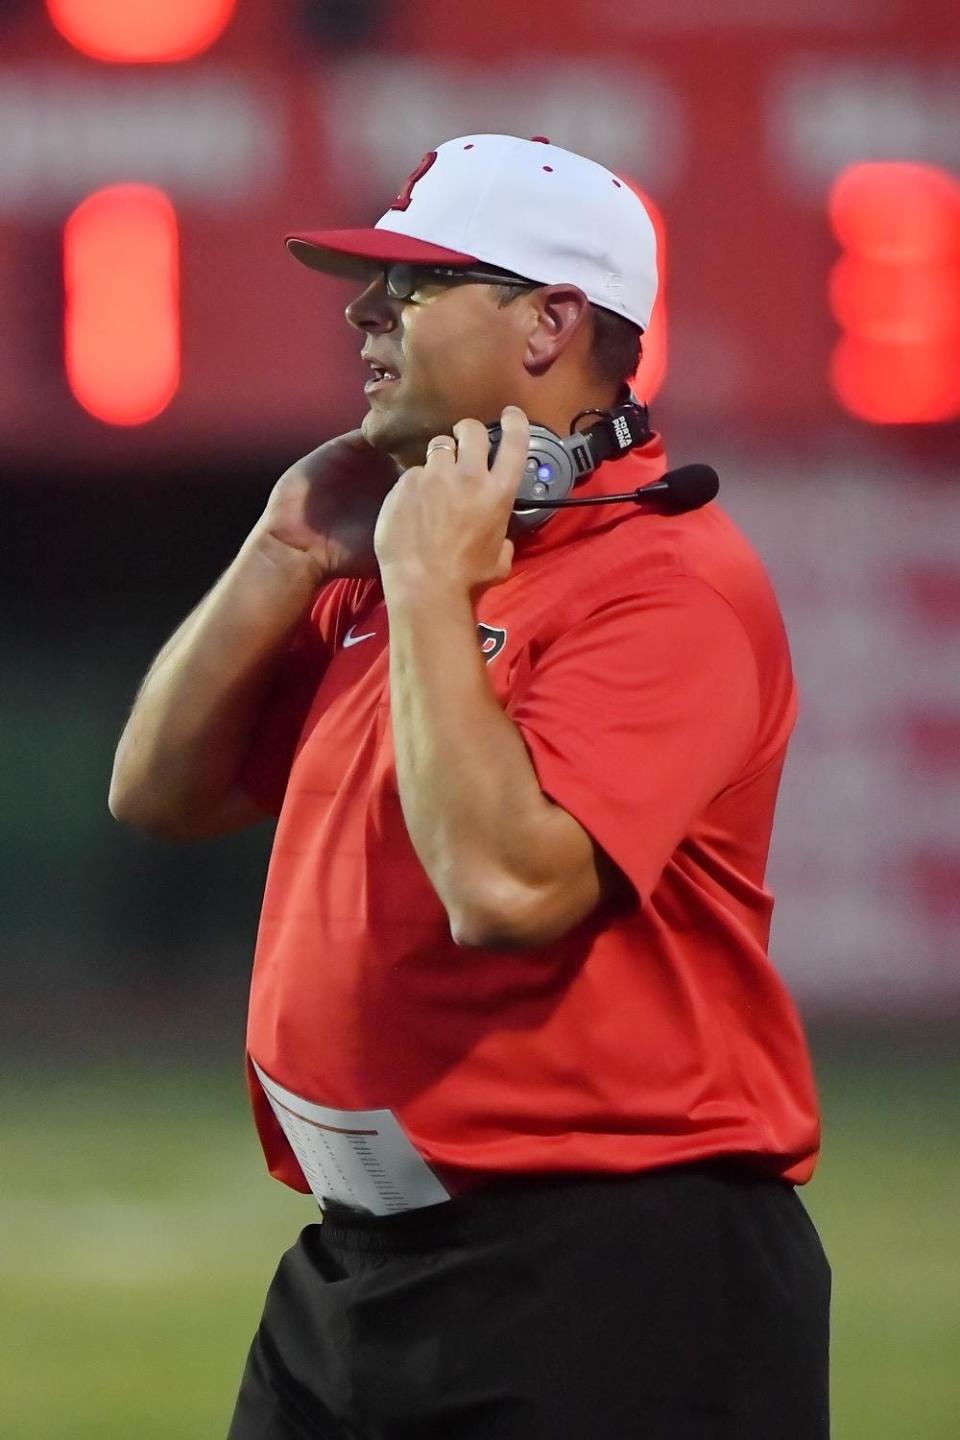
548, 499, 788, 662
671, 502, 776, 594
562, 497, 773, 599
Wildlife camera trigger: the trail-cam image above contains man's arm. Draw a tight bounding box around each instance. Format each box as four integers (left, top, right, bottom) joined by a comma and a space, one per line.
374, 408, 625, 949
384, 573, 626, 949
109, 429, 396, 841
108, 528, 320, 840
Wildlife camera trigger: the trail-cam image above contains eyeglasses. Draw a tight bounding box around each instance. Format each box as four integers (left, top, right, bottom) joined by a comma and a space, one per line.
379, 261, 539, 302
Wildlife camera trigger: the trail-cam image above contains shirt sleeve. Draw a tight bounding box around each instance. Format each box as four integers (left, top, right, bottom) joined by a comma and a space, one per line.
235, 609, 330, 817
509, 576, 761, 905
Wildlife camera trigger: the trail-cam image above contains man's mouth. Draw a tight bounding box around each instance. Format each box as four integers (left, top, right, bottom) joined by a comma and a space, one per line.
364, 361, 401, 395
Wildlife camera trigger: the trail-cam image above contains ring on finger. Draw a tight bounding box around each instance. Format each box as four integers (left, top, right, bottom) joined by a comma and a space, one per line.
426, 438, 457, 457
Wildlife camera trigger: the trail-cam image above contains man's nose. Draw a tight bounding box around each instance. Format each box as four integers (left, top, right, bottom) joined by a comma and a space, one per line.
345, 274, 398, 332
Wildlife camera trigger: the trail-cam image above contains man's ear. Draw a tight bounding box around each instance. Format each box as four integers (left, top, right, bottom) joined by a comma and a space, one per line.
522, 285, 591, 376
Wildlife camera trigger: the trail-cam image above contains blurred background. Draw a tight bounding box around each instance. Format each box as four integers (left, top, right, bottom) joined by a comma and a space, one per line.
2, 1, 959, 1435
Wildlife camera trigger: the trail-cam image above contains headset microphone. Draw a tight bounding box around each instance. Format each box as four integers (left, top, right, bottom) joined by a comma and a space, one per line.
514, 463, 719, 516
486, 393, 719, 535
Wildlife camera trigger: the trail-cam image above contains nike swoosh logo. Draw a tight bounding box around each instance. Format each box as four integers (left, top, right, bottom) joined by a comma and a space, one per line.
343, 624, 377, 648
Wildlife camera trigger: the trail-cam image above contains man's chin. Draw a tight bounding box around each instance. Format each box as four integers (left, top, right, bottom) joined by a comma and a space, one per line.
361, 407, 434, 472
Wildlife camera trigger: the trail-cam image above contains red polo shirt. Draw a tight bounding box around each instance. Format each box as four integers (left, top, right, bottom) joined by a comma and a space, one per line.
238, 432, 819, 1197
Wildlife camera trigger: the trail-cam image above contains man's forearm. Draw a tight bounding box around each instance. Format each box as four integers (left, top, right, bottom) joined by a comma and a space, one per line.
109, 527, 319, 834
383, 572, 560, 945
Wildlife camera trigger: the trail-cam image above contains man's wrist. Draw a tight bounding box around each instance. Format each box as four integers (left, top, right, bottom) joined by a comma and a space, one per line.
246, 525, 328, 591
380, 562, 472, 609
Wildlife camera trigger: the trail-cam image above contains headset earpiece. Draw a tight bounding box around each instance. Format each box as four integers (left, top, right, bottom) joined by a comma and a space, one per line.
487, 422, 581, 534
488, 398, 651, 535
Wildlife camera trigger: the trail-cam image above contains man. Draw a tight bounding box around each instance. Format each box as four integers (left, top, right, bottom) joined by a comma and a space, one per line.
110, 134, 830, 1437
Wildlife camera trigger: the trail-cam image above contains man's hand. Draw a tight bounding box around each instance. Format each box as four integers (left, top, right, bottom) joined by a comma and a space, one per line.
257, 429, 400, 583
374, 407, 530, 598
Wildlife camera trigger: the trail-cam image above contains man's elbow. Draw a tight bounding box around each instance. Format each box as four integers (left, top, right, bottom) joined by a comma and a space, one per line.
108, 788, 183, 840
450, 909, 524, 951
108, 778, 150, 831
108, 782, 206, 841
448, 880, 565, 951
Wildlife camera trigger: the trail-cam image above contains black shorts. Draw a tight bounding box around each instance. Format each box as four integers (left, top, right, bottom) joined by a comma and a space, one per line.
227, 1160, 830, 1439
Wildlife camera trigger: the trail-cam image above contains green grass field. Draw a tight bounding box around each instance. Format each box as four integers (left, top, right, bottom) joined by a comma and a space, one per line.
2, 1034, 958, 1438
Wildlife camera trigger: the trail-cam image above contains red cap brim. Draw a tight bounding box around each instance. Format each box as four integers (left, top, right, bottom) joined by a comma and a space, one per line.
285, 228, 479, 277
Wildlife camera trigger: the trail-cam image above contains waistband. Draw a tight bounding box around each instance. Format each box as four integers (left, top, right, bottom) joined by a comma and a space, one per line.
317, 1160, 788, 1252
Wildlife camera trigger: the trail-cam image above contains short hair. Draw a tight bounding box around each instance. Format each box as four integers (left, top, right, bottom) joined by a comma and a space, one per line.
495, 282, 643, 392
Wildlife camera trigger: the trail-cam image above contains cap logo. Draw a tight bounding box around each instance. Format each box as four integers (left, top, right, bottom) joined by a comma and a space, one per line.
389, 151, 438, 212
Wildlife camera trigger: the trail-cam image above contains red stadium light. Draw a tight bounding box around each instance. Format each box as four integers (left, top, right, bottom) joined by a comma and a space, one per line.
827, 163, 960, 424
618, 178, 667, 404
46, 0, 236, 63
64, 185, 180, 427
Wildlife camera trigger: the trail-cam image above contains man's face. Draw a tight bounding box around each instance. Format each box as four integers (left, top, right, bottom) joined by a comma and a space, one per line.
345, 269, 529, 470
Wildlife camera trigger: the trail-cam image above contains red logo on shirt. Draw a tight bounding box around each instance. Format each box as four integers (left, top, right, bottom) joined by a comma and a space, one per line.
477, 623, 507, 662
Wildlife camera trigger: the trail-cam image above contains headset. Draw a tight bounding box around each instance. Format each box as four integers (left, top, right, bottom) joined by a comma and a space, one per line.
485, 389, 719, 535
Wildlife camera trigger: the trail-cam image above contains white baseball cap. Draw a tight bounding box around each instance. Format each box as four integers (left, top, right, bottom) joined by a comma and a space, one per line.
286, 133, 658, 331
